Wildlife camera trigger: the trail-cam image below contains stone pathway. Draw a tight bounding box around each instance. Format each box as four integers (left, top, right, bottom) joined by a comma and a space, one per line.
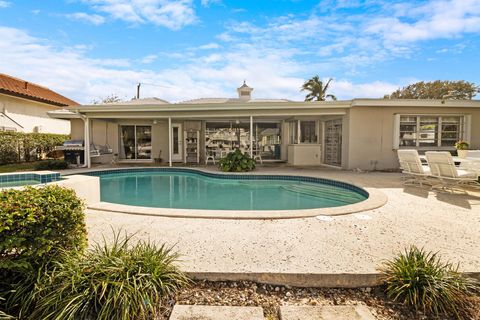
279, 305, 376, 320
169, 305, 264, 320
169, 304, 376, 320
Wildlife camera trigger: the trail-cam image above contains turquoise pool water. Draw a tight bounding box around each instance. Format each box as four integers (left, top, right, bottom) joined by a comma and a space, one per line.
0, 172, 62, 189
93, 169, 368, 211
0, 180, 40, 188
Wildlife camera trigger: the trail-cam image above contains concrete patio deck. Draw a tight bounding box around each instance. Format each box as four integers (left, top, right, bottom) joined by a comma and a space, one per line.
84, 166, 480, 286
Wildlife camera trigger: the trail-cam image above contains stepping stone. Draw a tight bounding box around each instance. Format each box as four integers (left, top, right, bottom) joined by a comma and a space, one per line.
279, 305, 375, 320
169, 304, 265, 320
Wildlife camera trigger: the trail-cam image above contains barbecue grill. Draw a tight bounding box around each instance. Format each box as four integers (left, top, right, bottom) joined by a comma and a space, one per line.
57, 140, 85, 166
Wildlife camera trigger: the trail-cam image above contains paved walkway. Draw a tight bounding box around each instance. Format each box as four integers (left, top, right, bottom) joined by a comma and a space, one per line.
86, 167, 480, 277
169, 304, 376, 320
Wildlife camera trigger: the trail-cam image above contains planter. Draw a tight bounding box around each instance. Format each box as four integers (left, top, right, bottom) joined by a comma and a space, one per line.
457, 149, 468, 158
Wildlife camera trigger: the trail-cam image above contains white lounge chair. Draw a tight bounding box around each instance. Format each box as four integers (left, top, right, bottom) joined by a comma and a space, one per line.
460, 150, 480, 173
397, 149, 431, 186
467, 150, 480, 158
425, 151, 480, 191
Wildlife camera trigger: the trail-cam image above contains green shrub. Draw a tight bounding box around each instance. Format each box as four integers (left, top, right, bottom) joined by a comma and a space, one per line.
0, 132, 68, 165
0, 185, 86, 270
31, 232, 189, 320
0, 185, 86, 317
380, 246, 479, 318
219, 149, 256, 172
34, 159, 69, 170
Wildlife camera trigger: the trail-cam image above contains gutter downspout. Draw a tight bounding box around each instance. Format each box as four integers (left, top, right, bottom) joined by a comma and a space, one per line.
77, 112, 90, 168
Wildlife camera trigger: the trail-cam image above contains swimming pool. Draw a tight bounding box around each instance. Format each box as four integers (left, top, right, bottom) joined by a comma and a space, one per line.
0, 172, 62, 189
86, 169, 368, 211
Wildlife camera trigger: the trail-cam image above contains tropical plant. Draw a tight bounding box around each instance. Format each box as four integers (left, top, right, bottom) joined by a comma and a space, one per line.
219, 149, 256, 172
454, 140, 469, 150
300, 76, 337, 101
384, 80, 480, 100
380, 246, 479, 318
30, 231, 189, 320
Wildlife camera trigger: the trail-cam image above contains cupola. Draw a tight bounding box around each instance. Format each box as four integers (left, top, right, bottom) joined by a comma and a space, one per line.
237, 81, 253, 100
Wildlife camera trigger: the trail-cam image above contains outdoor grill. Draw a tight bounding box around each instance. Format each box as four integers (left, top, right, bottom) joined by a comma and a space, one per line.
58, 140, 85, 165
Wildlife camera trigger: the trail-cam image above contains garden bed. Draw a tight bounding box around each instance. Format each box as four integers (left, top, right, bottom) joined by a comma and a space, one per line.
173, 280, 480, 320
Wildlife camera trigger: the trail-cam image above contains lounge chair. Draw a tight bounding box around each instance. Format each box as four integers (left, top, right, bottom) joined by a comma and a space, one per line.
397, 149, 431, 186
467, 150, 480, 158
460, 150, 480, 173
425, 151, 480, 191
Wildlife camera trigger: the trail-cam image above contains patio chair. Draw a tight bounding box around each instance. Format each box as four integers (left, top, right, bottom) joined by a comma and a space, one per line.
467, 150, 480, 158
249, 148, 263, 164
425, 151, 480, 191
397, 149, 431, 187
460, 150, 480, 173
205, 149, 215, 165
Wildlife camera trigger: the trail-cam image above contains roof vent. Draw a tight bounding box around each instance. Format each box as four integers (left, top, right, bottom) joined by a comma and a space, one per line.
237, 81, 253, 101
24, 82, 28, 90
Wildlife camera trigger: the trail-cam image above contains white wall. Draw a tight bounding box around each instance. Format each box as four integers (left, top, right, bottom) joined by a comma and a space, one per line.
0, 94, 70, 134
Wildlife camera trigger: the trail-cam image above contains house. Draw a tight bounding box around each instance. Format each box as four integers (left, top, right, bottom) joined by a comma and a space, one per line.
47, 82, 480, 170
0, 73, 78, 134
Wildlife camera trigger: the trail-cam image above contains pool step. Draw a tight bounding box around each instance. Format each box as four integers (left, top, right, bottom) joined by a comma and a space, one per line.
281, 184, 364, 204
299, 183, 366, 200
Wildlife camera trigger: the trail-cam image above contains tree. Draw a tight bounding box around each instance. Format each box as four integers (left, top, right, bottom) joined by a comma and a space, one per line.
91, 94, 124, 105
301, 76, 337, 101
384, 80, 480, 100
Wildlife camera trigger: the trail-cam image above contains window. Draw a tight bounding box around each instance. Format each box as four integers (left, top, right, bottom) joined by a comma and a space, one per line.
300, 121, 317, 143
289, 120, 318, 144
396, 115, 467, 149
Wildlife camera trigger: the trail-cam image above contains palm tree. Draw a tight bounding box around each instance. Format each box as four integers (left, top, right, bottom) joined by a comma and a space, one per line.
301, 76, 337, 101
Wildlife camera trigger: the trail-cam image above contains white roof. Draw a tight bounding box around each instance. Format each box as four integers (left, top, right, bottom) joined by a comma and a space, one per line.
114, 97, 170, 105
180, 98, 292, 104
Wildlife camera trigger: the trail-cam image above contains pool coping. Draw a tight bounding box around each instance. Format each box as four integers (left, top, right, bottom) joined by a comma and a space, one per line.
82, 167, 388, 219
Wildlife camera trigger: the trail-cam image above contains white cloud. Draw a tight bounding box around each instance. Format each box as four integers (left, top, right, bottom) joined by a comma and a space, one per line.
81, 0, 197, 30
66, 12, 106, 25
200, 0, 221, 7
0, 1, 10, 8
198, 42, 220, 50
330, 80, 402, 99
365, 0, 480, 42
140, 54, 158, 64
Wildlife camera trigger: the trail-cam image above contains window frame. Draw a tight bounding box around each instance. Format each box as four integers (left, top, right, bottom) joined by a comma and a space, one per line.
288, 120, 319, 144
393, 114, 470, 150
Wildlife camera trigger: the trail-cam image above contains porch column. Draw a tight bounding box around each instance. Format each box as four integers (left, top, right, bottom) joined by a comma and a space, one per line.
249, 116, 253, 157
297, 120, 301, 144
84, 116, 91, 168
168, 117, 172, 167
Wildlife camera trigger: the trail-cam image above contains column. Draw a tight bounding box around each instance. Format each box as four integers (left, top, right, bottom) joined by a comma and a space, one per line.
84, 117, 91, 168
168, 117, 172, 167
250, 116, 253, 157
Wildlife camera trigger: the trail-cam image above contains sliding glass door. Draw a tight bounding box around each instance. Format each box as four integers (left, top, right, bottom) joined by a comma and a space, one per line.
120, 125, 152, 160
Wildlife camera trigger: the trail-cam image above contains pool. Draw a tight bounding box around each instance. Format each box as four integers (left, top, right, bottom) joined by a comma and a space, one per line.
0, 172, 62, 189
86, 169, 368, 211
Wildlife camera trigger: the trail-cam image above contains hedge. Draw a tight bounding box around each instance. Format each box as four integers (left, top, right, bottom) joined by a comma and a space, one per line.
0, 132, 69, 165
0, 185, 87, 270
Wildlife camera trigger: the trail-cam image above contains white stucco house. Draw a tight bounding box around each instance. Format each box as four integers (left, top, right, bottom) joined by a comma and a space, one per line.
48, 82, 480, 171
0, 73, 77, 134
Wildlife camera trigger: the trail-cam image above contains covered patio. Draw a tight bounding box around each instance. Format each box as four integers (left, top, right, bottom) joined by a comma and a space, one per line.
49, 100, 349, 169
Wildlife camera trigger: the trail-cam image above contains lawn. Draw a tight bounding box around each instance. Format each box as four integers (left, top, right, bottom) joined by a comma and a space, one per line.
0, 161, 44, 173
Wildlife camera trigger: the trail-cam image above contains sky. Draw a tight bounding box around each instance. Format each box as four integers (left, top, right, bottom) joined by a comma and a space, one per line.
0, 0, 479, 104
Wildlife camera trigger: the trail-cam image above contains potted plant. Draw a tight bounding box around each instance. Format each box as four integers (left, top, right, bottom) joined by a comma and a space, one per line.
455, 140, 469, 158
